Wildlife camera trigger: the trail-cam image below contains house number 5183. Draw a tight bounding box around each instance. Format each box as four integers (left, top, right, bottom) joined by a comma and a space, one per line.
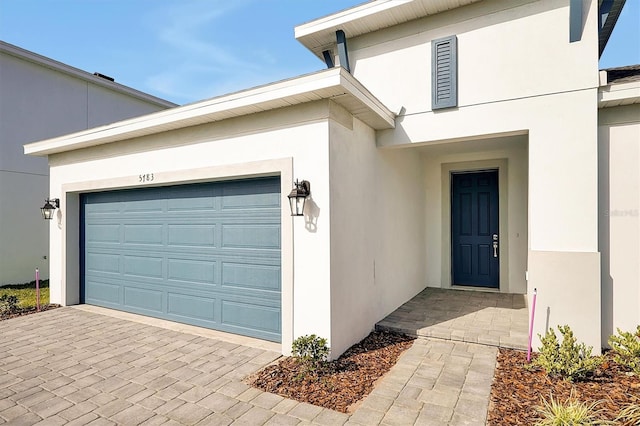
139, 173, 154, 183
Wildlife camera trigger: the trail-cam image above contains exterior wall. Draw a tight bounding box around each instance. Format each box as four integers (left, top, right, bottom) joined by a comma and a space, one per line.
422, 135, 528, 294
346, 0, 596, 114
0, 50, 171, 285
598, 104, 640, 344
47, 100, 338, 355
0, 172, 50, 281
328, 103, 426, 357
342, 0, 602, 349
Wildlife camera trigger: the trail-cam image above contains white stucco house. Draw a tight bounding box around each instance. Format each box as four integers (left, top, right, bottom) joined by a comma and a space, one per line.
0, 41, 175, 286
25, 0, 639, 357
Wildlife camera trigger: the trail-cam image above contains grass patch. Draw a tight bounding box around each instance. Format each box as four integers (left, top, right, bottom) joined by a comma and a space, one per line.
0, 280, 50, 309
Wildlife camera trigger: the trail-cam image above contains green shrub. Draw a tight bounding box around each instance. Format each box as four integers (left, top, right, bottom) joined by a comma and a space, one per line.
615, 403, 640, 426
291, 334, 329, 364
608, 326, 640, 375
0, 294, 19, 315
291, 334, 330, 379
532, 325, 602, 381
535, 391, 608, 426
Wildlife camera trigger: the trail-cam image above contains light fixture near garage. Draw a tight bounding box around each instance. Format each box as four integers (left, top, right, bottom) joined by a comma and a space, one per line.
40, 198, 60, 220
287, 180, 310, 216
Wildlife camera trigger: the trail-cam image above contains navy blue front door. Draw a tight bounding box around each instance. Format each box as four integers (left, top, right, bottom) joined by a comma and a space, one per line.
451, 170, 499, 288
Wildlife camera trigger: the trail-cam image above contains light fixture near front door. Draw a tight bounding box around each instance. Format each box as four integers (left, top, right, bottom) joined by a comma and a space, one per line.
40, 198, 59, 220
287, 180, 310, 216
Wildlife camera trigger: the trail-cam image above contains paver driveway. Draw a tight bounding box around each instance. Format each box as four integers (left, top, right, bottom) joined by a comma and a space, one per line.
0, 307, 497, 425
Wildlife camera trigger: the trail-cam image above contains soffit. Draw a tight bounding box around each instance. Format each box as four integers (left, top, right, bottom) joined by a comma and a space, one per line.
599, 0, 626, 56
295, 0, 483, 58
24, 67, 395, 156
599, 81, 640, 108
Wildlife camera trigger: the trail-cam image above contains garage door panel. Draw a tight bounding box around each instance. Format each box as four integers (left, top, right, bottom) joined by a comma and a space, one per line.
86, 224, 120, 243
167, 293, 216, 322
222, 224, 280, 249
221, 179, 280, 209
222, 262, 280, 292
167, 258, 216, 285
167, 195, 218, 212
123, 255, 164, 279
123, 225, 164, 245
84, 202, 120, 215
221, 192, 280, 209
167, 224, 216, 247
86, 253, 120, 274
82, 177, 281, 342
221, 300, 280, 335
85, 281, 120, 305
122, 199, 164, 213
123, 286, 163, 313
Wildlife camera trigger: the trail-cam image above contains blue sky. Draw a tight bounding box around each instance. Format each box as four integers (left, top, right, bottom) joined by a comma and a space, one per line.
1, 0, 638, 105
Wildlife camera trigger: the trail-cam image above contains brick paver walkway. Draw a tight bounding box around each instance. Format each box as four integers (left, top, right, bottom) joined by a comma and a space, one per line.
1, 306, 499, 425
376, 288, 529, 350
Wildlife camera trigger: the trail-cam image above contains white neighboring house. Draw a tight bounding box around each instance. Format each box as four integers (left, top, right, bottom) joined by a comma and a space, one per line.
0, 41, 176, 286
25, 0, 639, 357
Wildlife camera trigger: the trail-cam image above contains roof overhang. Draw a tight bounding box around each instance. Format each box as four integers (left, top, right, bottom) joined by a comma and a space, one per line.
1, 41, 176, 108
599, 0, 626, 57
24, 67, 395, 157
295, 0, 483, 59
599, 80, 640, 108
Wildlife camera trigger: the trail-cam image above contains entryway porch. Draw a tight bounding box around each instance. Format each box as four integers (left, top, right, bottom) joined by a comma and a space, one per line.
376, 287, 529, 350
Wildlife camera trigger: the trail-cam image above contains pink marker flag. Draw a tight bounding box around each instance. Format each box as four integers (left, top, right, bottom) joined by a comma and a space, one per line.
527, 288, 537, 363
35, 268, 40, 312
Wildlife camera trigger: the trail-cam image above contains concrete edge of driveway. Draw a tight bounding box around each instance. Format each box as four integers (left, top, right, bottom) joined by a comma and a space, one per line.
71, 305, 282, 353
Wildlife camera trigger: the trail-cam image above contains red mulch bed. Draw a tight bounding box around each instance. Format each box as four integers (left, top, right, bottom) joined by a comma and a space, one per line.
488, 348, 640, 425
248, 331, 415, 413
0, 304, 60, 321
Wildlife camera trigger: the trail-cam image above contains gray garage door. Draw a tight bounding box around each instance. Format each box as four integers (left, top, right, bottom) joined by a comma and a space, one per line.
81, 177, 281, 342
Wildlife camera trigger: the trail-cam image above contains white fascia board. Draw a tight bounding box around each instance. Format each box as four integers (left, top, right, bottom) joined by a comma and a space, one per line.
599, 81, 640, 108
295, 0, 411, 56
0, 41, 176, 108
295, 1, 410, 39
295, 0, 482, 57
24, 68, 395, 156
339, 71, 396, 126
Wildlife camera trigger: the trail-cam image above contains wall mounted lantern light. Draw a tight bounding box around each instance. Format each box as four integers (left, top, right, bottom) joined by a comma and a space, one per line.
287, 180, 310, 216
40, 198, 60, 220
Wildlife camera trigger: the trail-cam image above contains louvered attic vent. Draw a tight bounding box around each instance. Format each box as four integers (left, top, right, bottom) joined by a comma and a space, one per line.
431, 35, 458, 110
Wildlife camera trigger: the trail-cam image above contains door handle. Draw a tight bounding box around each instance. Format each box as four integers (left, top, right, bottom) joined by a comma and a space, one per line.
492, 234, 498, 258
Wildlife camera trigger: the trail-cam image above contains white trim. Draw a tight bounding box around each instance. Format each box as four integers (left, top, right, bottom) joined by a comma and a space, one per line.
295, 0, 482, 58
598, 81, 640, 108
25, 68, 395, 157
58, 158, 294, 353
296, 1, 411, 39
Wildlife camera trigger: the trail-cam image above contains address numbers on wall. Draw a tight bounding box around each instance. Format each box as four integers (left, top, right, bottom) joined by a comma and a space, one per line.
139, 173, 155, 183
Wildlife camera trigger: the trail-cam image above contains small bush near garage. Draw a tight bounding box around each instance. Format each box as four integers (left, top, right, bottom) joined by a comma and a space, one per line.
291, 334, 330, 378
248, 331, 415, 413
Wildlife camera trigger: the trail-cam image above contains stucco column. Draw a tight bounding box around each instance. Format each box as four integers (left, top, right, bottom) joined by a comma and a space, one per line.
527, 90, 602, 352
